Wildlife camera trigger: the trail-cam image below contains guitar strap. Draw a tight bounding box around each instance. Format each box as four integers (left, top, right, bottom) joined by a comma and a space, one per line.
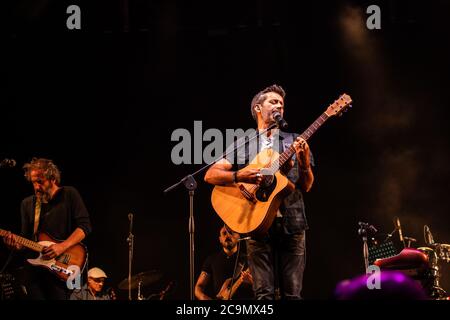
33, 197, 41, 241
244, 135, 250, 165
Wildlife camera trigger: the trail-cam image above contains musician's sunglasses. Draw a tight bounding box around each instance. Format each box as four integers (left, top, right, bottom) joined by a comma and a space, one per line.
91, 278, 106, 283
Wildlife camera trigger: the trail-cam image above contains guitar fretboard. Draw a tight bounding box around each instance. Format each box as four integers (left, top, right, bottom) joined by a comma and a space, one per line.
270, 112, 329, 172
0, 229, 44, 252
230, 274, 245, 298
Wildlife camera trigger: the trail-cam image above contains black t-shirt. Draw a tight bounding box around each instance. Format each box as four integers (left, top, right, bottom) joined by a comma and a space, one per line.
201, 250, 254, 300
20, 186, 92, 241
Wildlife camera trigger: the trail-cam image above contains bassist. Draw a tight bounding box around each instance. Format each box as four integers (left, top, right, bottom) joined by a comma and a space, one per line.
3, 158, 92, 300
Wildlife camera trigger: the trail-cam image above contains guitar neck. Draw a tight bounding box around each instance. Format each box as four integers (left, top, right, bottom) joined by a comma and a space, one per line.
228, 268, 248, 299
229, 278, 244, 298
271, 111, 330, 171
0, 229, 44, 253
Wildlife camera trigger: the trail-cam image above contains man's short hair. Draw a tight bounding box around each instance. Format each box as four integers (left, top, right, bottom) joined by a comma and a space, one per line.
222, 224, 239, 236
250, 84, 286, 120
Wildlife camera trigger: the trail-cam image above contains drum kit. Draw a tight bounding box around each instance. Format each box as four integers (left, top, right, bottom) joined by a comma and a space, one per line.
360, 218, 450, 300
120, 214, 174, 300
116, 270, 174, 300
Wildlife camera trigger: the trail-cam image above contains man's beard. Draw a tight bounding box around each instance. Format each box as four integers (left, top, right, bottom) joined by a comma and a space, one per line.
224, 239, 236, 250
36, 190, 51, 202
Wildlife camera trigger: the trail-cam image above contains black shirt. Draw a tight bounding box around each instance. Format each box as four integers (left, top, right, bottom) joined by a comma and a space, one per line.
20, 186, 92, 240
201, 250, 254, 300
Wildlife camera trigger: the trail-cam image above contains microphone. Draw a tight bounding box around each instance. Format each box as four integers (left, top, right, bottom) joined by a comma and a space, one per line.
272, 111, 288, 129
128, 213, 134, 231
424, 225, 434, 246
238, 236, 251, 242
394, 217, 404, 243
0, 158, 16, 168
358, 221, 377, 234
127, 213, 134, 243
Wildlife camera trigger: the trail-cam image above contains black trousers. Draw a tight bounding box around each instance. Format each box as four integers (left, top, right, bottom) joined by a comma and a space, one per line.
247, 219, 306, 300
23, 266, 70, 300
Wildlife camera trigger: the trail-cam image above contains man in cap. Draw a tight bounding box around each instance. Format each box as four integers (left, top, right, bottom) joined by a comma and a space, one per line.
70, 267, 114, 300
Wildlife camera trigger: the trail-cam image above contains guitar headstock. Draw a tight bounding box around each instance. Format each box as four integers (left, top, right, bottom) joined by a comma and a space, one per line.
324, 93, 353, 117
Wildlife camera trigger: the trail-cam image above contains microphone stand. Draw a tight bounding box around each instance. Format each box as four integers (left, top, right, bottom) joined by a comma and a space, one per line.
358, 222, 377, 271
164, 123, 278, 300
360, 229, 369, 271
228, 237, 250, 300
127, 213, 134, 301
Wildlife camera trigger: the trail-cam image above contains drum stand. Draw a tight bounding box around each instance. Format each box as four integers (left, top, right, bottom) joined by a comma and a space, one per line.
423, 225, 449, 299
137, 280, 144, 300
424, 249, 446, 299
358, 222, 377, 271
127, 213, 134, 300
427, 246, 448, 299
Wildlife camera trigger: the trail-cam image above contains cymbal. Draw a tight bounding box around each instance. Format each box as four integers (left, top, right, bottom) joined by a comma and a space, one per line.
118, 270, 162, 290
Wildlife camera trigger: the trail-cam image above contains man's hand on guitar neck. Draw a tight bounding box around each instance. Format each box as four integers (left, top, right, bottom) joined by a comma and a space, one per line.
241, 269, 253, 285
3, 231, 23, 251
292, 137, 314, 192
292, 137, 311, 168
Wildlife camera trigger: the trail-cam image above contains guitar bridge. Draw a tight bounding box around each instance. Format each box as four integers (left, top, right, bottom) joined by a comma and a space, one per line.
238, 185, 256, 203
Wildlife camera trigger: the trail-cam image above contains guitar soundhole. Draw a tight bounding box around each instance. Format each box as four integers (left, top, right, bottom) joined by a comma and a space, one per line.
255, 175, 277, 202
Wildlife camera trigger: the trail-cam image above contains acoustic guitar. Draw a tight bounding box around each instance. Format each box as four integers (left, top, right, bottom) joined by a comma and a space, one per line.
216, 268, 250, 300
211, 94, 353, 236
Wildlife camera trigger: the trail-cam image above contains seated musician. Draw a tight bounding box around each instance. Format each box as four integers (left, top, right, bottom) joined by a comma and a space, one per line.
70, 267, 115, 300
195, 225, 254, 300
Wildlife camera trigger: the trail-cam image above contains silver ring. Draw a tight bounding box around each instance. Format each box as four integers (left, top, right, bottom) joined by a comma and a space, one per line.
257, 173, 262, 178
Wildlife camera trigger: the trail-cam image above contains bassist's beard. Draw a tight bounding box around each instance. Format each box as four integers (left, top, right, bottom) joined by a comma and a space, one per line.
36, 190, 51, 203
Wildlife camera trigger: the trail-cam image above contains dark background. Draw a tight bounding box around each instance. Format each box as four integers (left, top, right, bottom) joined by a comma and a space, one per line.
1, 0, 449, 299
